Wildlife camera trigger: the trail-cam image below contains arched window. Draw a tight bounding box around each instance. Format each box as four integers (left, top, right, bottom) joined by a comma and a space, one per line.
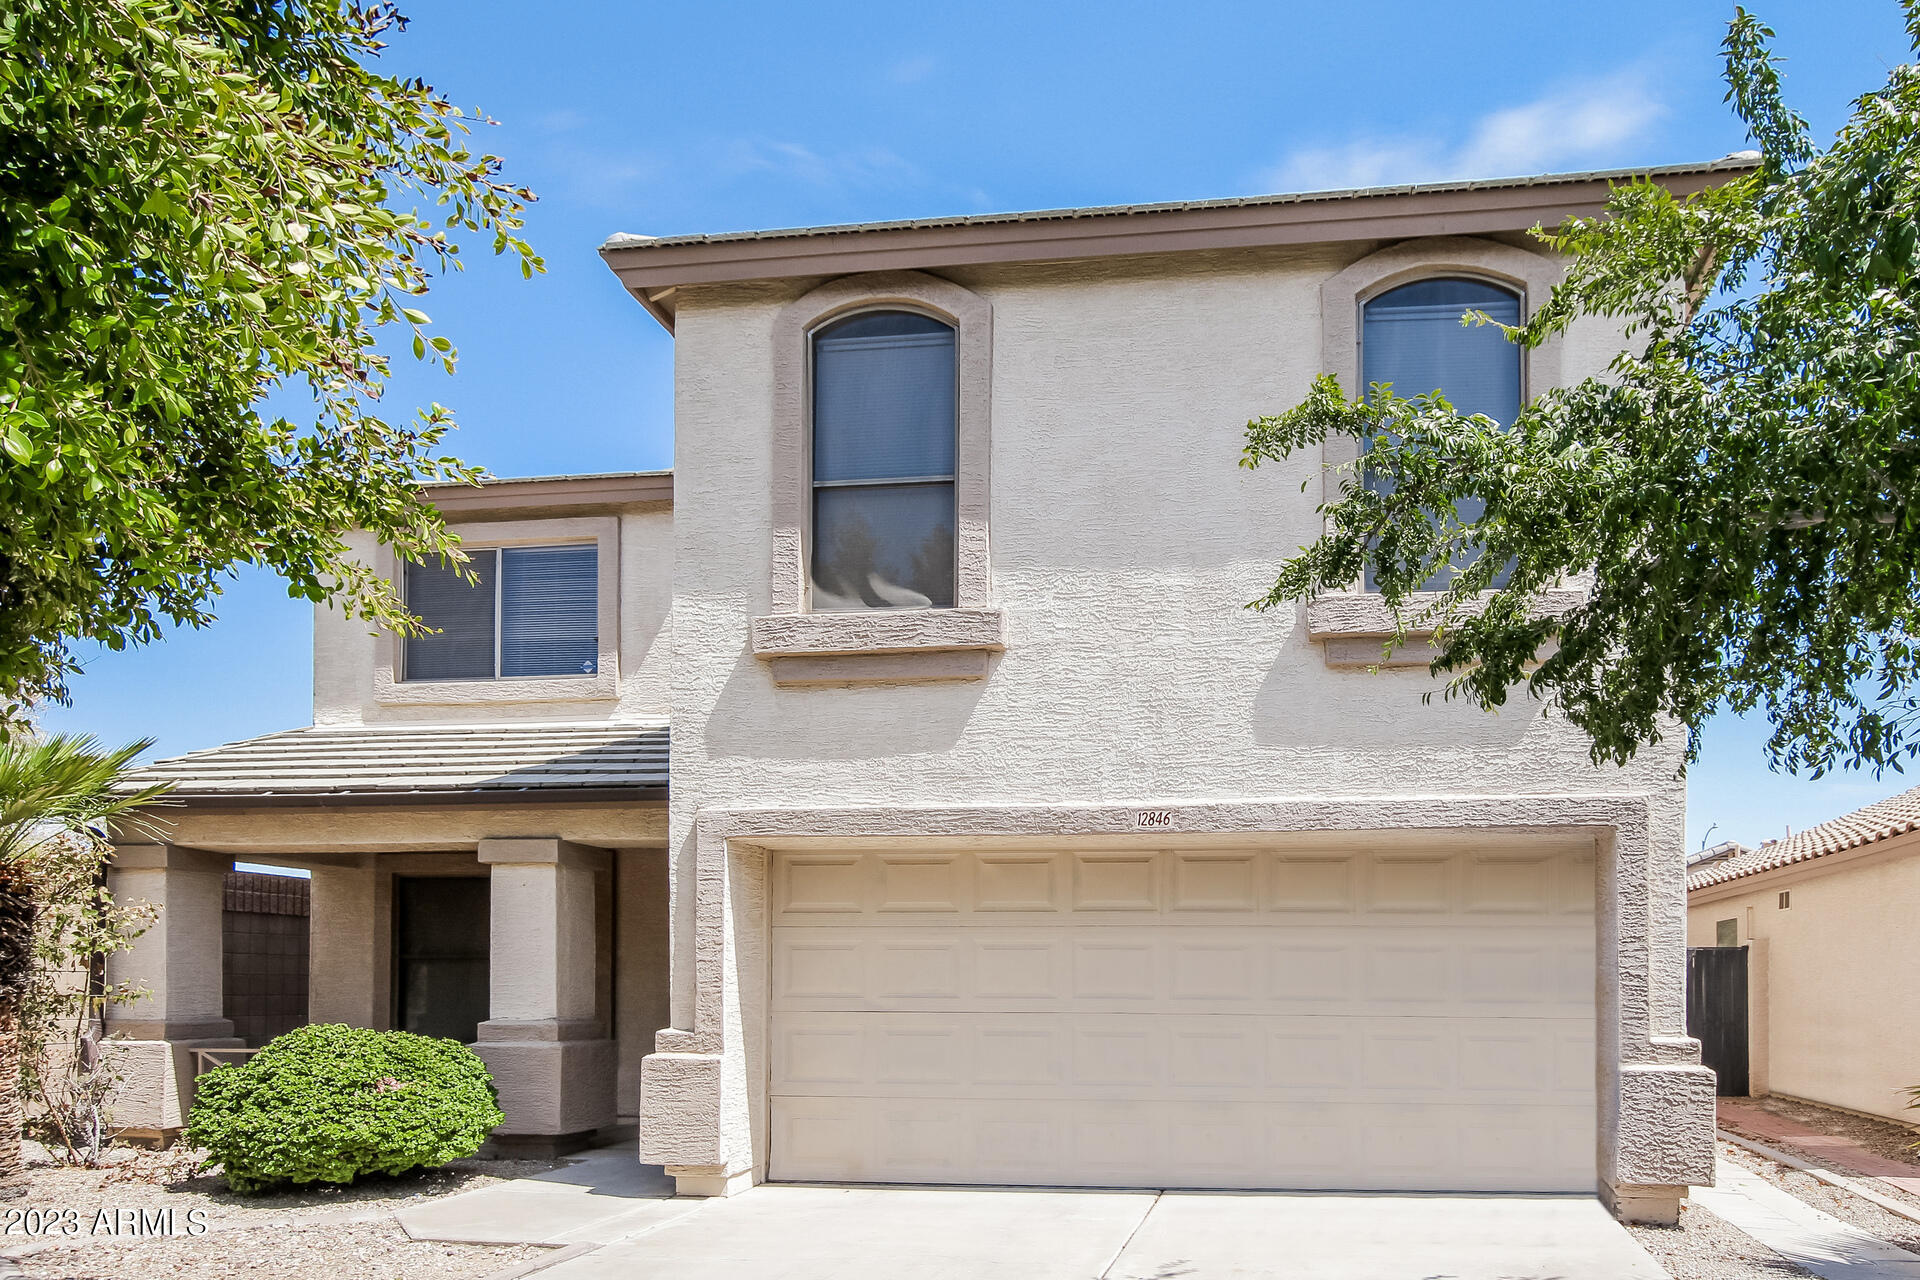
1362, 277, 1521, 421
1361, 277, 1522, 587
809, 309, 957, 610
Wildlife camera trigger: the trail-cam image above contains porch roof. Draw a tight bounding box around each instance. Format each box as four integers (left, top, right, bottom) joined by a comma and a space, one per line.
124, 721, 669, 807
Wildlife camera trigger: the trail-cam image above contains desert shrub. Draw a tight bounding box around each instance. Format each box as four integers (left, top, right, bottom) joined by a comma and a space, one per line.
185, 1023, 503, 1194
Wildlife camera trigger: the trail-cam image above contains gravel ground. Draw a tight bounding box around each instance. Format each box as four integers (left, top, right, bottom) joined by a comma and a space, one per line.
1734, 1096, 1920, 1170
0, 1144, 568, 1279
13, 1218, 543, 1280
2, 1144, 561, 1237
1626, 1201, 1814, 1279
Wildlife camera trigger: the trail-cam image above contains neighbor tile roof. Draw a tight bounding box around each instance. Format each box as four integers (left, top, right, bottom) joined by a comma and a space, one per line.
1688, 783, 1920, 890
125, 722, 668, 802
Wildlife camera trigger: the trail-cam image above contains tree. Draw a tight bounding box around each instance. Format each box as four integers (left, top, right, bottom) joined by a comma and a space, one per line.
1241, 3, 1920, 779
0, 1, 541, 736
0, 733, 167, 1197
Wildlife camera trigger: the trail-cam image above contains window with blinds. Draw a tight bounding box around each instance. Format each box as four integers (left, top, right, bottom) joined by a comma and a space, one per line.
403, 544, 599, 681
809, 309, 957, 611
1361, 277, 1522, 590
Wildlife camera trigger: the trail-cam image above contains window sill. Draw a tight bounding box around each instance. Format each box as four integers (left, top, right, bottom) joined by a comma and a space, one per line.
373, 670, 620, 706
1306, 590, 1583, 668
750, 609, 1005, 685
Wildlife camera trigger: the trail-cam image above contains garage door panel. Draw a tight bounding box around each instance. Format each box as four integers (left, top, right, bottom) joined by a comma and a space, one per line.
771, 847, 1597, 925
771, 1095, 1593, 1191
773, 1011, 1591, 1106
772, 924, 1591, 1017
769, 844, 1597, 1192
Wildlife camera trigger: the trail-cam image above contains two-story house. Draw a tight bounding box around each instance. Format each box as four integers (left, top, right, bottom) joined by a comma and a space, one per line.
113, 157, 1754, 1223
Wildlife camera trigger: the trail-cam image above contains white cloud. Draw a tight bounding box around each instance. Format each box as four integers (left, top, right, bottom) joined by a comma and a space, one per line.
719, 139, 918, 191
1258, 69, 1666, 194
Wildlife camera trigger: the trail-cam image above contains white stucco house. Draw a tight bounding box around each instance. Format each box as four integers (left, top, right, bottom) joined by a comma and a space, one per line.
108, 156, 1757, 1223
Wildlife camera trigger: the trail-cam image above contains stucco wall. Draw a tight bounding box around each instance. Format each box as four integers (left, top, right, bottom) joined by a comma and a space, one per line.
657, 239, 1697, 1199
1688, 834, 1920, 1122
312, 504, 673, 726
666, 242, 1687, 946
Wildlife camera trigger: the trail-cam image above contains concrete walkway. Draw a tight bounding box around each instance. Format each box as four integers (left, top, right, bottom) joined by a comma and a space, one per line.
526, 1183, 1664, 1280
398, 1145, 700, 1248
1693, 1157, 1920, 1279
1719, 1100, 1920, 1198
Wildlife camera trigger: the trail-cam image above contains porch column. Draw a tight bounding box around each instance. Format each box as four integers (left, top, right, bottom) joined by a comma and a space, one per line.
308, 856, 384, 1028
104, 844, 242, 1139
473, 838, 616, 1155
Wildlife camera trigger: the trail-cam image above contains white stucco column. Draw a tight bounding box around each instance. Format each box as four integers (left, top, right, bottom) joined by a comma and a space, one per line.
308, 857, 383, 1028
104, 844, 243, 1138
472, 838, 616, 1154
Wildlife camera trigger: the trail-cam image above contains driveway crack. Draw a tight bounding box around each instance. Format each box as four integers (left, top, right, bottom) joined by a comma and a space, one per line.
1096, 1189, 1165, 1280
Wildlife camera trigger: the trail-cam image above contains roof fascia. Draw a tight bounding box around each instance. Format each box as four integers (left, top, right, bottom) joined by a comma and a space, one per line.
602, 167, 1749, 334
422, 471, 672, 516
153, 785, 669, 810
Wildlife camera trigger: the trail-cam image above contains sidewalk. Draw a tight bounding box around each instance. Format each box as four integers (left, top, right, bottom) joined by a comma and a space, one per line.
1720, 1099, 1920, 1199
1693, 1156, 1920, 1279
396, 1144, 706, 1249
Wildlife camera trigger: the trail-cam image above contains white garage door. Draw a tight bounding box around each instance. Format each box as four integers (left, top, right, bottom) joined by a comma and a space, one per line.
768, 841, 1596, 1192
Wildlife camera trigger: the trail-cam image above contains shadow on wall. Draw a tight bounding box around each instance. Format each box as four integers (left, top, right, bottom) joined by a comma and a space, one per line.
702, 648, 988, 762
1249, 608, 1542, 755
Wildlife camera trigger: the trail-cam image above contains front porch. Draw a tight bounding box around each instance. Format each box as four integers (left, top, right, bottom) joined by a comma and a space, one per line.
106, 721, 669, 1153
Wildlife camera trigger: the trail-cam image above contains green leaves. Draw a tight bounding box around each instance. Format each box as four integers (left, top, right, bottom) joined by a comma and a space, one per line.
1243, 0, 1920, 780
0, 0, 540, 737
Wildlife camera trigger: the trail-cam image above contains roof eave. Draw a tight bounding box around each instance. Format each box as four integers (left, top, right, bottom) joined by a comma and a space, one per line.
600, 160, 1759, 334
147, 784, 669, 810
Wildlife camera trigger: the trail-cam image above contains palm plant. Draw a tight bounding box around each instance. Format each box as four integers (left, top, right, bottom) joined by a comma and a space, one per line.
0, 735, 167, 1198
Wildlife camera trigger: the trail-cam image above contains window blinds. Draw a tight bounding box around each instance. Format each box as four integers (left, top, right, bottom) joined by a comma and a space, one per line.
403, 550, 497, 681
500, 545, 599, 677
813, 330, 958, 483
1362, 280, 1522, 422
401, 544, 598, 681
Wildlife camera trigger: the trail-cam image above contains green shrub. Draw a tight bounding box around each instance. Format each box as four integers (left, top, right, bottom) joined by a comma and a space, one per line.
185, 1023, 504, 1194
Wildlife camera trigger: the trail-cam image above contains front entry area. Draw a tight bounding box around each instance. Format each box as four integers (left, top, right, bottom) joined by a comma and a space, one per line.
768, 839, 1597, 1192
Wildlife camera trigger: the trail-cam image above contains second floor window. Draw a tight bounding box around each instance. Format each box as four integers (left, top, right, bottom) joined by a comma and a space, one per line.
403, 544, 598, 681
1361, 276, 1522, 588
810, 309, 957, 611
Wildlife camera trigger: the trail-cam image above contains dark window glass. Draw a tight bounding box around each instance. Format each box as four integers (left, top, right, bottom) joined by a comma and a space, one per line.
811, 310, 956, 610
1361, 278, 1523, 589
402, 545, 597, 680
403, 550, 497, 680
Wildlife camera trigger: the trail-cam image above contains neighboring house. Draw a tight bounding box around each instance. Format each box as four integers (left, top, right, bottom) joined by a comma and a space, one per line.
108, 156, 1758, 1222
1687, 784, 1920, 1123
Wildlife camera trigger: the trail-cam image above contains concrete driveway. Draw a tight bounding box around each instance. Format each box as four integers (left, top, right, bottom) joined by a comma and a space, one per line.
534, 1182, 1668, 1280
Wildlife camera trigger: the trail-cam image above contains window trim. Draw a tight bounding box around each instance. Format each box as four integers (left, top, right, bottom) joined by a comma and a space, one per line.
1305, 238, 1570, 658
755, 271, 1002, 679
1320, 237, 1564, 516
373, 516, 620, 706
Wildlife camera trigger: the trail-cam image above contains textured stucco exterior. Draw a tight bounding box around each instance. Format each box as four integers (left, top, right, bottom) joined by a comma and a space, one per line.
1688, 831, 1920, 1122
650, 238, 1708, 1217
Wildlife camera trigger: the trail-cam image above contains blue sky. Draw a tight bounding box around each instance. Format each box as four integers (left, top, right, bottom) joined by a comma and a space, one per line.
37, 0, 1920, 852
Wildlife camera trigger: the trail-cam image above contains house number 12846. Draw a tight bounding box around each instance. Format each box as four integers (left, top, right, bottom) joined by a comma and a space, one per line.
1135, 809, 1174, 829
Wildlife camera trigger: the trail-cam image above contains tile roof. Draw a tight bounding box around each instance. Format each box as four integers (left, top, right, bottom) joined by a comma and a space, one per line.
1688, 783, 1920, 890
600, 156, 1762, 253
124, 722, 668, 803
